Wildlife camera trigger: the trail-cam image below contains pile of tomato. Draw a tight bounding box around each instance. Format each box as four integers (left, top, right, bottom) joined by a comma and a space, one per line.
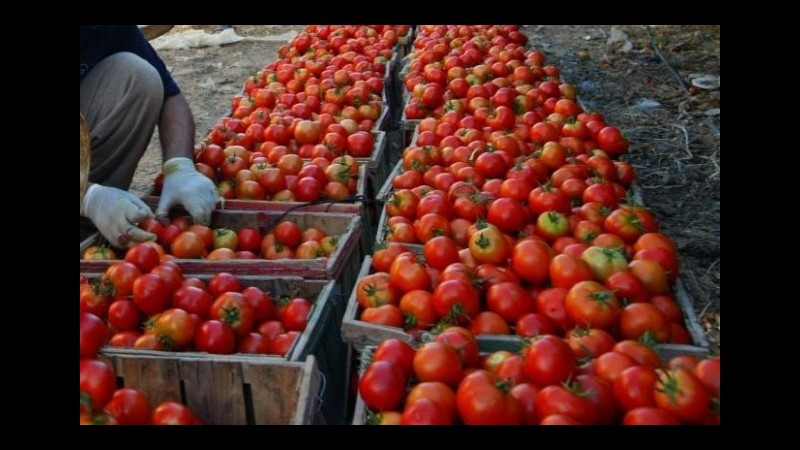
351, 24, 719, 425
153, 25, 411, 203
80, 253, 316, 356
83, 216, 340, 261
359, 332, 719, 425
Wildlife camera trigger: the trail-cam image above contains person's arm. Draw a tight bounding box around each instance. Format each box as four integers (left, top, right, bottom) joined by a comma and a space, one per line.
154, 93, 218, 225
158, 93, 195, 161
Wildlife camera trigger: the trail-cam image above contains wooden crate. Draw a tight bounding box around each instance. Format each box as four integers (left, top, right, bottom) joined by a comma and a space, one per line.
376, 159, 403, 204
80, 210, 364, 301
373, 205, 423, 255
399, 107, 421, 150
350, 338, 709, 425
93, 275, 349, 425
100, 350, 321, 425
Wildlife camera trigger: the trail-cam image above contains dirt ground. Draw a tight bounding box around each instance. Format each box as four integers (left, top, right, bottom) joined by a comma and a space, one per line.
131, 25, 719, 353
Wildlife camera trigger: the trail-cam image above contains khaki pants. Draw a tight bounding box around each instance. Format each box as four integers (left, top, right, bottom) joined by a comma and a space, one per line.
80, 52, 164, 241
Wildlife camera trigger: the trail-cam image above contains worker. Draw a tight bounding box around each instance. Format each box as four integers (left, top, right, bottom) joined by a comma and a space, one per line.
80, 25, 217, 247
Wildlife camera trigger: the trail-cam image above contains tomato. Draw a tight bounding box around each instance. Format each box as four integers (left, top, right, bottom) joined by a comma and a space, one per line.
269, 331, 299, 356
487, 198, 529, 234
171, 286, 213, 319
580, 246, 628, 282
107, 299, 141, 331
614, 365, 658, 412
361, 304, 403, 328
565, 280, 620, 330
413, 341, 464, 388
523, 335, 576, 386
132, 273, 169, 316
628, 259, 670, 295
511, 239, 552, 285
210, 292, 255, 339
80, 312, 107, 359
153, 308, 195, 350
457, 370, 522, 425
435, 327, 480, 369
80, 280, 114, 319
150, 402, 201, 425
604, 271, 650, 305
108, 330, 140, 347
273, 221, 303, 248
346, 131, 375, 157
372, 242, 410, 273
486, 282, 534, 324
565, 327, 616, 361
104, 388, 151, 425
238, 332, 270, 354
634, 247, 680, 282
515, 313, 556, 337
171, 231, 206, 259
399, 290, 437, 330
405, 382, 457, 423
432, 279, 480, 326
194, 320, 236, 354
535, 381, 598, 425
423, 236, 461, 271
241, 286, 273, 324
596, 126, 629, 156
613, 340, 662, 368
623, 407, 680, 425
83, 245, 117, 261
593, 351, 638, 384
695, 357, 720, 398
619, 303, 671, 343
359, 360, 407, 411
134, 333, 162, 350
103, 262, 141, 297
293, 120, 321, 145
549, 254, 594, 289
357, 273, 399, 309
80, 359, 116, 412
654, 368, 710, 423
470, 311, 511, 335
149, 264, 182, 294
389, 252, 431, 293
535, 288, 574, 332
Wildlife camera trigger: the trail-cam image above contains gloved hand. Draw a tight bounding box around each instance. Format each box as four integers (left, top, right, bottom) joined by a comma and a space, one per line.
81, 184, 157, 247
155, 157, 218, 225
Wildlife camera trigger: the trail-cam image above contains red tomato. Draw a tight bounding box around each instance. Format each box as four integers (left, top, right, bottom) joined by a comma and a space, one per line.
107, 299, 141, 331
80, 312, 107, 359
623, 407, 680, 425
104, 388, 151, 425
413, 341, 464, 388
523, 335, 576, 386
80, 359, 116, 412
150, 402, 201, 425
194, 320, 236, 354
359, 360, 407, 411
132, 273, 169, 316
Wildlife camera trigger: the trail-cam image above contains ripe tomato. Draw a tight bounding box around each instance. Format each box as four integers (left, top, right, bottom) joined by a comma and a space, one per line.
154, 308, 196, 350
194, 320, 236, 354
511, 239, 552, 285
359, 360, 407, 411
470, 311, 511, 335
80, 280, 114, 319
619, 303, 671, 343
274, 221, 303, 247
207, 272, 242, 298
210, 292, 255, 339
80, 312, 107, 359
132, 273, 169, 316
694, 357, 720, 398
413, 341, 464, 388
435, 327, 480, 369
486, 282, 534, 323
80, 359, 116, 411
457, 370, 522, 425
150, 402, 201, 425
171, 286, 213, 319
523, 335, 576, 386
535, 382, 598, 425
623, 407, 680, 425
83, 245, 117, 260
515, 313, 556, 337
269, 331, 299, 356
104, 388, 151, 425
564, 280, 620, 330
107, 299, 141, 331
103, 262, 141, 297
653, 369, 710, 423
549, 254, 594, 289
356, 272, 400, 309
613, 365, 658, 412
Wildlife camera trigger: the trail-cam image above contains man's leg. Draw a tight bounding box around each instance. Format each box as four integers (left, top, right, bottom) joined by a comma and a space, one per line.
80, 52, 163, 241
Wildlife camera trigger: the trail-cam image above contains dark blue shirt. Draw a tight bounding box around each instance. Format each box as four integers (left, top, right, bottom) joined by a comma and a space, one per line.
80, 25, 180, 97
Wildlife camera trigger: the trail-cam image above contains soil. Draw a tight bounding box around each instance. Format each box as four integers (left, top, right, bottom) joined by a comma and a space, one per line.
131, 25, 719, 353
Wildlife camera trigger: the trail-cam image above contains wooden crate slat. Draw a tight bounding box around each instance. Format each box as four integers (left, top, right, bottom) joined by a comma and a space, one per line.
290, 356, 322, 425
180, 359, 247, 425
245, 359, 302, 424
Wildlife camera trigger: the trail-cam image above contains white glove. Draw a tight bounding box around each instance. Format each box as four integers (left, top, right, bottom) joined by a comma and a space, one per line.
155, 157, 218, 226
81, 184, 157, 247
